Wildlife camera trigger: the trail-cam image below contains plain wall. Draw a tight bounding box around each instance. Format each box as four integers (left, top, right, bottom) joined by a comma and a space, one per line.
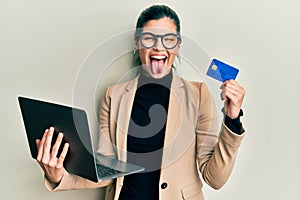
1, 0, 299, 199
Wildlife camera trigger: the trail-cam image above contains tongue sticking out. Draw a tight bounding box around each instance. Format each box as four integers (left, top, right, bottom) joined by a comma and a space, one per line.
151, 59, 165, 74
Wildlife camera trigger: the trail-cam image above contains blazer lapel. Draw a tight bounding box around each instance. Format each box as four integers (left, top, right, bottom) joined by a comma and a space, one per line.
115, 77, 138, 161
162, 73, 184, 167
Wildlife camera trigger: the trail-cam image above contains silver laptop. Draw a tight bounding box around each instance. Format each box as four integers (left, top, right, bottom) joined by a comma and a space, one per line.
18, 96, 144, 182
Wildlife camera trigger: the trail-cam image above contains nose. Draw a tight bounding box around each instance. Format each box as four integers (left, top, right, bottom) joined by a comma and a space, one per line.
153, 37, 165, 51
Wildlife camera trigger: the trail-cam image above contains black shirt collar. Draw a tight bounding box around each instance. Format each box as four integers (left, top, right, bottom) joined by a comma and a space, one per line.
138, 70, 173, 89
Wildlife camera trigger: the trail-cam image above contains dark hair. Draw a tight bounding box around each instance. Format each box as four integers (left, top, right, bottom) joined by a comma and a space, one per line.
135, 5, 181, 37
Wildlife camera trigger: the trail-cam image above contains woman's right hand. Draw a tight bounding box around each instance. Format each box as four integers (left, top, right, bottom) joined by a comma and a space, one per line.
36, 127, 69, 184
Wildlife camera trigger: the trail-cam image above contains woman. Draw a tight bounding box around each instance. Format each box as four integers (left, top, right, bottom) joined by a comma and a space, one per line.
36, 5, 246, 200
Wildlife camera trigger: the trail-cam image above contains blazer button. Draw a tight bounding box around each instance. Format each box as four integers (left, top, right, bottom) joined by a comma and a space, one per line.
161, 182, 168, 189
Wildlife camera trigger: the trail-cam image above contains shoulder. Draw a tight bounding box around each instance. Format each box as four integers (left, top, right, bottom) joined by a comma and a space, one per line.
174, 74, 210, 97
105, 76, 138, 97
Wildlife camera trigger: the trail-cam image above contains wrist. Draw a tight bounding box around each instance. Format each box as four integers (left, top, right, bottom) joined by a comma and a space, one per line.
224, 109, 244, 135
222, 108, 243, 119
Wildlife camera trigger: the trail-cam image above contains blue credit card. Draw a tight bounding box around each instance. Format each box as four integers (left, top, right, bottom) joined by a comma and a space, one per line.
206, 59, 239, 82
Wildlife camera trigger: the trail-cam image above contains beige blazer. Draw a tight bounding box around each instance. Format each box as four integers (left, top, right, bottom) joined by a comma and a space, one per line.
45, 72, 245, 200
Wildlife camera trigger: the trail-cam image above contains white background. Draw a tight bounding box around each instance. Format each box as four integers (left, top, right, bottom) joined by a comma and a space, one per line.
1, 0, 299, 199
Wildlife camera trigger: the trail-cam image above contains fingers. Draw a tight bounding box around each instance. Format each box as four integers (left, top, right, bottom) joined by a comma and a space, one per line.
221, 80, 246, 119
49, 132, 69, 168
36, 127, 67, 164
222, 82, 239, 96
48, 132, 63, 164
34, 127, 69, 183
36, 129, 49, 162
56, 143, 69, 169
221, 80, 245, 102
41, 127, 55, 164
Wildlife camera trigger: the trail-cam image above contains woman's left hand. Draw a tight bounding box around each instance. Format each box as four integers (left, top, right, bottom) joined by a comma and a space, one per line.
221, 80, 246, 119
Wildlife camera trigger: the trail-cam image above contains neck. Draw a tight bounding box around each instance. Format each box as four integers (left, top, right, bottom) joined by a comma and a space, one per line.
138, 69, 173, 88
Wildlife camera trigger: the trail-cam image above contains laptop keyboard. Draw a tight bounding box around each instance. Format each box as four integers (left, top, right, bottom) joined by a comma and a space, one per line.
96, 164, 122, 177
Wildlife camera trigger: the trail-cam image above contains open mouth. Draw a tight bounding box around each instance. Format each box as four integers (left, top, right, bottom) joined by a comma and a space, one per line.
149, 55, 167, 74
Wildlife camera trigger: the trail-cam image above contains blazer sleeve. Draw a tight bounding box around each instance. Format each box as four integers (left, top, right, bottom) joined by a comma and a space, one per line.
97, 86, 117, 158
196, 82, 245, 190
44, 87, 115, 192
44, 170, 112, 191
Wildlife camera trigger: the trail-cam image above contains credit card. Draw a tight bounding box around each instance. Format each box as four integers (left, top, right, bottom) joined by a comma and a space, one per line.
206, 59, 239, 82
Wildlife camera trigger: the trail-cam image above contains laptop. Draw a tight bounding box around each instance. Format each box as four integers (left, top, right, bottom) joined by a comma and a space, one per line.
18, 96, 144, 182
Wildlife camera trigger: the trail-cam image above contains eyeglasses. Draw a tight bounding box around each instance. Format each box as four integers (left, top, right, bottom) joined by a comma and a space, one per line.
137, 32, 181, 50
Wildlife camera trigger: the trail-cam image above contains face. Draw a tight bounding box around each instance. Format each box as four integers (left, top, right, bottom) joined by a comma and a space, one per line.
135, 17, 181, 79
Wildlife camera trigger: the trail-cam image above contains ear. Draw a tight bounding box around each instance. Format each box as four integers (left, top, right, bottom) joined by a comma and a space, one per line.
134, 37, 139, 49
176, 42, 181, 55
178, 37, 182, 48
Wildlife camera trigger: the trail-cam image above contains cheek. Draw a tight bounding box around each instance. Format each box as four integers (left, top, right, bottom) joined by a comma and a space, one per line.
138, 49, 149, 63
167, 52, 177, 65
167, 46, 180, 65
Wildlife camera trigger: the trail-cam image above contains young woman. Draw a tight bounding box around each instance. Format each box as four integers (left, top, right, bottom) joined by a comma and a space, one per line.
36, 5, 246, 200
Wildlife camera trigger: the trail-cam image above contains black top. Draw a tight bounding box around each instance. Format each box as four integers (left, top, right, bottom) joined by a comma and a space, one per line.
119, 72, 243, 200
119, 71, 172, 200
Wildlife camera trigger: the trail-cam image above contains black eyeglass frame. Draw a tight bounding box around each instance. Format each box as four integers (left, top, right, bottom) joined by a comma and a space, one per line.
136, 32, 181, 50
